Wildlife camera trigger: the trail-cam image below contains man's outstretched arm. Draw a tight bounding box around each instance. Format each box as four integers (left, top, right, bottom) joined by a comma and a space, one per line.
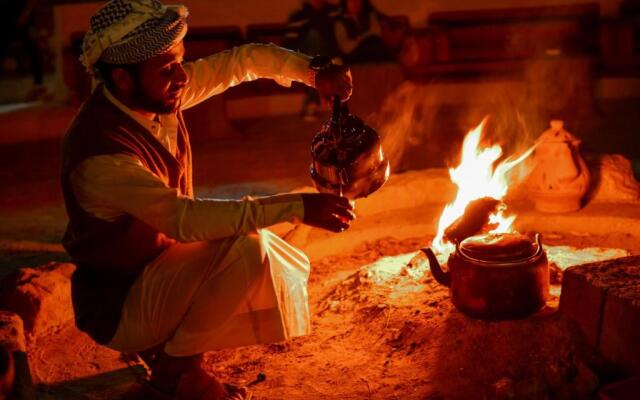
179, 43, 351, 110
70, 154, 354, 242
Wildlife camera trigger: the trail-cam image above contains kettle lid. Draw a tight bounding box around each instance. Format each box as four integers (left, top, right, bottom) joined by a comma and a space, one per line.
458, 233, 537, 262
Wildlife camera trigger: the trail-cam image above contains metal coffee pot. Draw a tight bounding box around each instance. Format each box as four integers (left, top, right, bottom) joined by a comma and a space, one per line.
310, 97, 390, 199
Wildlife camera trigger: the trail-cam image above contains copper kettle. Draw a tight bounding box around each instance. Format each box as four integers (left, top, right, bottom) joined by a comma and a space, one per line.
422, 233, 549, 320
310, 97, 390, 199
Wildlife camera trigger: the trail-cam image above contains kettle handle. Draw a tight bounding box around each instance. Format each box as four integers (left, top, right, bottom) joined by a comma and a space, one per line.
420, 248, 451, 287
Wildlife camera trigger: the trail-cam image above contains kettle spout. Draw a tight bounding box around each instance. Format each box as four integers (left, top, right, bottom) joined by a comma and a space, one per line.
421, 248, 451, 287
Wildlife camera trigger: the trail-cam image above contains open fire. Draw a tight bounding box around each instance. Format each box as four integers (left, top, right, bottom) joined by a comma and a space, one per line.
362, 116, 631, 300
431, 117, 536, 257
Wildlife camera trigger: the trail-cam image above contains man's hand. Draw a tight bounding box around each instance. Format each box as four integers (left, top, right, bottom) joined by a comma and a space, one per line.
301, 193, 355, 232
315, 64, 353, 106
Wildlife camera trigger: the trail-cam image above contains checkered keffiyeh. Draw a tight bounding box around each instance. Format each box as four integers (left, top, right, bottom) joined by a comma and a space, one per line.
80, 0, 188, 73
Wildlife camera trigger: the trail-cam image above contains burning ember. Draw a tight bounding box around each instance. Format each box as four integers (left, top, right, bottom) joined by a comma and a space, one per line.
432, 117, 535, 257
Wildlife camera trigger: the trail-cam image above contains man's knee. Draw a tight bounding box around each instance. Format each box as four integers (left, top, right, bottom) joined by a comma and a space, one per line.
229, 230, 309, 272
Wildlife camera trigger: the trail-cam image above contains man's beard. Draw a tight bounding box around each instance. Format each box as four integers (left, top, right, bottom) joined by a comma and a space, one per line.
132, 82, 181, 114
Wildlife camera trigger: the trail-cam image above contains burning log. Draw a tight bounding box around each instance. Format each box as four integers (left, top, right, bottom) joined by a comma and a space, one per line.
431, 118, 535, 254
443, 197, 500, 244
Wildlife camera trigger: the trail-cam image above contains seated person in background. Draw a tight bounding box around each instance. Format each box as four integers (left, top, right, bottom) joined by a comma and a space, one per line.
285, 0, 339, 57
0, 0, 49, 101
334, 0, 393, 64
285, 0, 340, 120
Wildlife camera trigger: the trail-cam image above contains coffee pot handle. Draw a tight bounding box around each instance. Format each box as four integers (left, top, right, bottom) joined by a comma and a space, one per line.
420, 248, 451, 287
331, 96, 341, 125
331, 96, 349, 122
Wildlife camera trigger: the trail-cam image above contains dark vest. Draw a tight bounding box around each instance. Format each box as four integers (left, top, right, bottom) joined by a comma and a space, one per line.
61, 86, 192, 345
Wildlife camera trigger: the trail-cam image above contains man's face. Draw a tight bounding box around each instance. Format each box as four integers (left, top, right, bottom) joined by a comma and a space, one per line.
131, 41, 188, 114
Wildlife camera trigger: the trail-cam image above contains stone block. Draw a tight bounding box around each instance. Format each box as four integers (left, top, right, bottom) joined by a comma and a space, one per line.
559, 256, 640, 372
0, 262, 75, 340
599, 284, 640, 375
559, 269, 606, 347
0, 311, 25, 353
0, 311, 34, 400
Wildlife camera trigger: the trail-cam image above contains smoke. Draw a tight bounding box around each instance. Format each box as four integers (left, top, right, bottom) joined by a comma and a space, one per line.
366, 81, 440, 172
367, 80, 538, 174
365, 54, 595, 177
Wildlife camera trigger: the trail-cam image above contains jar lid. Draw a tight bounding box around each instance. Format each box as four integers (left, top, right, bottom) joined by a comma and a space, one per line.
537, 120, 579, 143
458, 233, 537, 262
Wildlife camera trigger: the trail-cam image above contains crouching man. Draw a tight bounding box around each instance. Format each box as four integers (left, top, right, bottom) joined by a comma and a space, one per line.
60, 1, 354, 398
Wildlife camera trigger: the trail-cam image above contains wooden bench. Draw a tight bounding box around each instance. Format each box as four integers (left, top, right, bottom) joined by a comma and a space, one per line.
246, 22, 293, 48
183, 25, 244, 61
599, 1, 640, 77
224, 22, 306, 103
406, 3, 600, 80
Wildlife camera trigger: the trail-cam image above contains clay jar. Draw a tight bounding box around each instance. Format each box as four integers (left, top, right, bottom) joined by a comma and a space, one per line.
527, 120, 591, 212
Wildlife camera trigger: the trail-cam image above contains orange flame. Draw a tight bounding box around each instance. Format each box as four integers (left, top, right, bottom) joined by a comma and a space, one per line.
432, 117, 535, 256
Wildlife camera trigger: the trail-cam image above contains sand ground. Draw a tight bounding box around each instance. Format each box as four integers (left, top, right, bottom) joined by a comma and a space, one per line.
1, 114, 638, 399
